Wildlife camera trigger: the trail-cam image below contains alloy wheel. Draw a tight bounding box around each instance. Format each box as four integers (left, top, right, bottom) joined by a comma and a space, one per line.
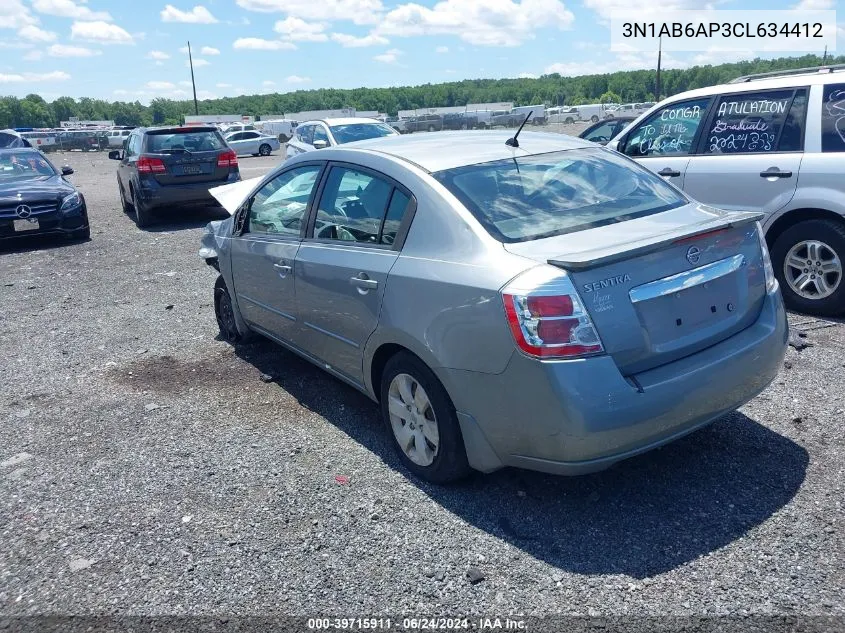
783, 240, 842, 300
387, 373, 440, 467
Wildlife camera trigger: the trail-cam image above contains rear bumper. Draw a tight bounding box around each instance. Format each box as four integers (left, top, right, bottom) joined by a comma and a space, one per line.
442, 287, 788, 475
137, 173, 240, 209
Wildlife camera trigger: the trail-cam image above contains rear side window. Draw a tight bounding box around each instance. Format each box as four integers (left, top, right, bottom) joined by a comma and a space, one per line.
822, 83, 845, 153
146, 130, 224, 153
435, 148, 686, 243
313, 166, 411, 246
582, 121, 617, 143
623, 98, 710, 157
704, 89, 805, 154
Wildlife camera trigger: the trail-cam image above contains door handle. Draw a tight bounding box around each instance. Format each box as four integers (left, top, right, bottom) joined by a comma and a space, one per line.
658, 167, 681, 177
350, 274, 378, 290
759, 168, 792, 179
273, 263, 292, 275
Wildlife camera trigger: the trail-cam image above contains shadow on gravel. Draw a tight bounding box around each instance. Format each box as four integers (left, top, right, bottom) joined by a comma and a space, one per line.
143, 206, 230, 233
234, 341, 809, 579
0, 233, 88, 254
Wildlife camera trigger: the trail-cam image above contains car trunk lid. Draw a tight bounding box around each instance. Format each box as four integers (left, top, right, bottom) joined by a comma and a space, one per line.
504, 204, 767, 375
143, 128, 234, 185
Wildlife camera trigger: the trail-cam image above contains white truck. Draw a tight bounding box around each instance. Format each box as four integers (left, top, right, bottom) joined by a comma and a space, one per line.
256, 119, 299, 143
511, 104, 546, 125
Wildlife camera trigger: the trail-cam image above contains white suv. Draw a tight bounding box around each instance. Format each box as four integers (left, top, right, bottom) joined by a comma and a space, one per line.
610, 65, 845, 316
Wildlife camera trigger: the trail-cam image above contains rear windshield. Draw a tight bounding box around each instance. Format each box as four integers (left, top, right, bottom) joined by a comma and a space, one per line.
329, 123, 396, 145
146, 130, 225, 153
434, 148, 686, 243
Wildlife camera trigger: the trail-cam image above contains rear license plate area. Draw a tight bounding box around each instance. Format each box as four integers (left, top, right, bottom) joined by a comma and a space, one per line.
181, 164, 202, 175
14, 218, 39, 232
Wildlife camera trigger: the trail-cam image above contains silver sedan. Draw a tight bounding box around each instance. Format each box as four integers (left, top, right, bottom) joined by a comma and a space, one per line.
224, 130, 280, 157
201, 131, 787, 483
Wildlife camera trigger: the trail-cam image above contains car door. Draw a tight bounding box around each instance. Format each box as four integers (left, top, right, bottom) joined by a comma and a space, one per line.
313, 124, 330, 148
616, 97, 713, 188
682, 87, 807, 214
229, 163, 325, 343
240, 131, 261, 155
294, 163, 415, 386
118, 132, 140, 194
226, 132, 245, 154
288, 124, 313, 157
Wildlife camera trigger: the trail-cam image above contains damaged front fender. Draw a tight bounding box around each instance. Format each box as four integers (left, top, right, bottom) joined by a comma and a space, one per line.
199, 218, 232, 271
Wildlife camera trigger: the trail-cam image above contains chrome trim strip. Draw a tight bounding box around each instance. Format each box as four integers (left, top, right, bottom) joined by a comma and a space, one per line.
237, 294, 296, 322
629, 254, 746, 304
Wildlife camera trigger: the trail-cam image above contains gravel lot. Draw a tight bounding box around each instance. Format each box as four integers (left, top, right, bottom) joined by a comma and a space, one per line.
0, 145, 843, 621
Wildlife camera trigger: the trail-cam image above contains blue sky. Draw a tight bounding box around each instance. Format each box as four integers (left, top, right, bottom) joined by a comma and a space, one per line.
0, 0, 842, 103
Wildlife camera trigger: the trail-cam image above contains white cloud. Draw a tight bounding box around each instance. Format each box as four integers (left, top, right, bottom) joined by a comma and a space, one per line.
161, 5, 218, 23
18, 25, 57, 42
378, 0, 574, 47
373, 47, 402, 63
188, 58, 210, 67
147, 50, 170, 60
0, 0, 38, 28
216, 82, 232, 88
32, 0, 112, 21
435, 45, 448, 53
71, 20, 134, 44
286, 74, 311, 83
23, 50, 45, 61
583, 0, 701, 20
0, 70, 71, 83
146, 80, 175, 90
113, 89, 129, 95
233, 37, 297, 50
792, 0, 833, 7
201, 46, 220, 55
235, 0, 383, 25
331, 32, 388, 47
263, 80, 276, 86
274, 17, 328, 41
49, 43, 101, 56
518, 72, 537, 78
544, 51, 687, 76
179, 80, 192, 86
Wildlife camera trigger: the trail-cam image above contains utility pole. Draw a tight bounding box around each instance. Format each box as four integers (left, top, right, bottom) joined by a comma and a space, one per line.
187, 40, 199, 116
655, 35, 662, 101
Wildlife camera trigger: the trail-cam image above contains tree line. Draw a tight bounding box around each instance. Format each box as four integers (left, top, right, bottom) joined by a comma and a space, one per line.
1, 53, 841, 129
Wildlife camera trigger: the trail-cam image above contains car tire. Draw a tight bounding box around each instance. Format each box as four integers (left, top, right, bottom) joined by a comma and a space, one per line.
278, 134, 289, 143
118, 182, 132, 214
428, 125, 436, 133
380, 351, 472, 484
771, 218, 845, 316
214, 276, 252, 344
258, 143, 272, 156
132, 188, 152, 229
565, 117, 574, 124
591, 115, 600, 123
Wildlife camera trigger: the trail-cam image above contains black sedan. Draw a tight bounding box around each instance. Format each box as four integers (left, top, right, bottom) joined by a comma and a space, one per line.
578, 116, 636, 145
0, 148, 89, 241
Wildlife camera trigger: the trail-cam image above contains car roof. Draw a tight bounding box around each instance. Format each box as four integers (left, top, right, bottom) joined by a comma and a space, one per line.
140, 126, 219, 134
660, 67, 845, 104
0, 147, 41, 155
301, 117, 384, 126
328, 130, 594, 173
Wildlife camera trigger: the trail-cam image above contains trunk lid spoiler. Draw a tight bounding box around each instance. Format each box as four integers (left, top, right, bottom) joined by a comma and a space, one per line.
547, 210, 763, 271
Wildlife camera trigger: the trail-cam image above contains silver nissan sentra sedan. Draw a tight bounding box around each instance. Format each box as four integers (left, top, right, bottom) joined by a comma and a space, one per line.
200, 130, 788, 483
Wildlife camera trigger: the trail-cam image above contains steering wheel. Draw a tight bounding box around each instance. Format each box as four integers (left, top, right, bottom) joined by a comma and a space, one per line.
593, 135, 609, 143
316, 223, 356, 242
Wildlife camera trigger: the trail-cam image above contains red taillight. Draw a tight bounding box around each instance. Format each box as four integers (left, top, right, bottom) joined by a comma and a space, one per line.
137, 155, 166, 174
526, 295, 573, 317
502, 267, 604, 360
217, 149, 238, 168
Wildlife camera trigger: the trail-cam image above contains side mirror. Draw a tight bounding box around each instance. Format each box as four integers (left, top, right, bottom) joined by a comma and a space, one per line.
606, 140, 620, 152
61, 165, 74, 176
108, 150, 122, 160
312, 140, 328, 150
